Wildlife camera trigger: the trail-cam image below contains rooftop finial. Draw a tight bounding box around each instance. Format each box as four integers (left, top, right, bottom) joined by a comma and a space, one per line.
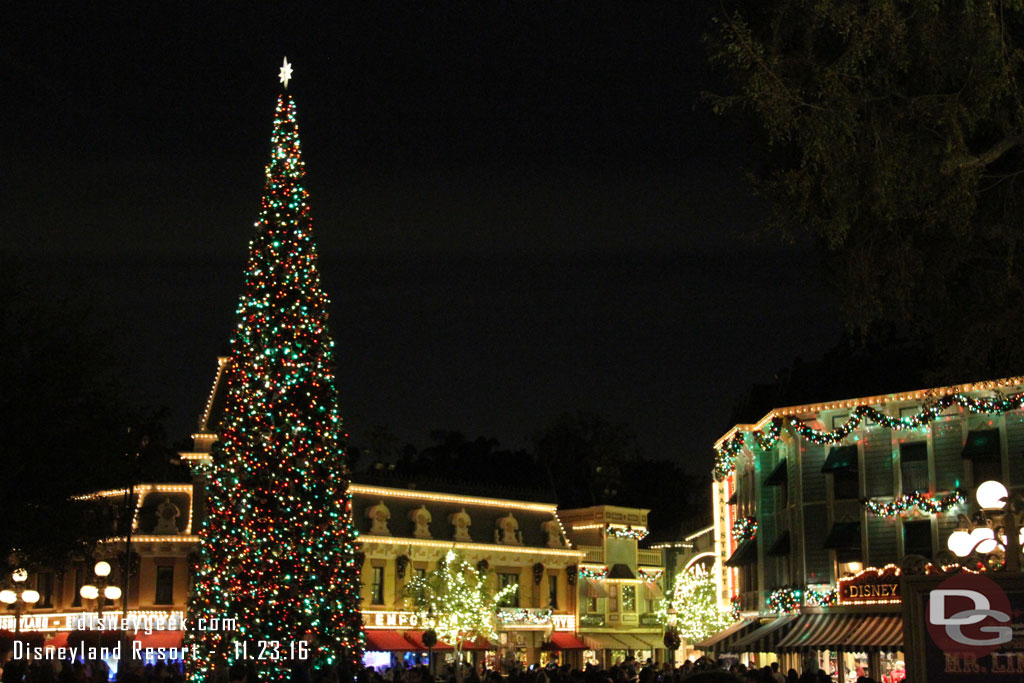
278, 57, 293, 89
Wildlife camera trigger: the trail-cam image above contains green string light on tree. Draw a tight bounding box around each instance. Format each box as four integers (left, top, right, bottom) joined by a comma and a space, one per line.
186, 76, 362, 683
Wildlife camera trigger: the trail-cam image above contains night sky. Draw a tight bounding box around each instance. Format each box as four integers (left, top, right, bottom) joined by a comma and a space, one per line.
8, 3, 837, 472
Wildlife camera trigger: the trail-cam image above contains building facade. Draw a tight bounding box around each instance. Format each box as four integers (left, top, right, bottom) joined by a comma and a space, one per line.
703, 376, 1024, 679
559, 506, 667, 667
7, 357, 670, 674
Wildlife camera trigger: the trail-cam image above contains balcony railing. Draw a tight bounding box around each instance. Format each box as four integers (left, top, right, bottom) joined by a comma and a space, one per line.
578, 545, 605, 563
638, 549, 662, 566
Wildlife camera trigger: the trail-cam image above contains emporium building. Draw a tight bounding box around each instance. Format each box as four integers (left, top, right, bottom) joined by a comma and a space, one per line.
0, 357, 667, 672
698, 376, 1024, 680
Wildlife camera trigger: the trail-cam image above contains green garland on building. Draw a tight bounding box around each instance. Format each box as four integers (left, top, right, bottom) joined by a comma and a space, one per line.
714, 391, 1024, 481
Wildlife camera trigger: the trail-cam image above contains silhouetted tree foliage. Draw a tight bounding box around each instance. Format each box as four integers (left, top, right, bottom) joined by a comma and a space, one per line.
707, 0, 1024, 379
533, 412, 709, 536
0, 255, 179, 566
353, 417, 709, 535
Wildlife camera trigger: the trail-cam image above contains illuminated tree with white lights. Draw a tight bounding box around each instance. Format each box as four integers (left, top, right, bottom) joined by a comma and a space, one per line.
656, 565, 733, 645
405, 551, 516, 680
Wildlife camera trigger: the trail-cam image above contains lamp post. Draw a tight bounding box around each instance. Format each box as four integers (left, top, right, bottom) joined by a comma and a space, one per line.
80, 560, 123, 626
0, 568, 41, 635
946, 480, 1024, 571
664, 606, 679, 666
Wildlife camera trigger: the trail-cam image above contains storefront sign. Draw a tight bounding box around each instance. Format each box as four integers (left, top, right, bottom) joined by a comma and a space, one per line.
839, 566, 901, 604
362, 610, 422, 629
550, 614, 575, 632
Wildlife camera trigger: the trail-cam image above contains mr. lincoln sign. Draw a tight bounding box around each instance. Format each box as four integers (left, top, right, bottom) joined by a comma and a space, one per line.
903, 572, 1024, 681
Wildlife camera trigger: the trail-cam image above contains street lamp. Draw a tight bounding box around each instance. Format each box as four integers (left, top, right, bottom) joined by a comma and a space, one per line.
81, 560, 123, 623
946, 480, 1024, 571
0, 569, 40, 635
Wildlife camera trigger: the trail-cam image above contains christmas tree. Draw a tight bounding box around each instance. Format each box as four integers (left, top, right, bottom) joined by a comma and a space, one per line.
404, 551, 516, 683
656, 566, 732, 645
186, 61, 363, 682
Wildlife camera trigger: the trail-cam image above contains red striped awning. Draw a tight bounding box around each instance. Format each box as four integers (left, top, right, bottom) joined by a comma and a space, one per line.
695, 619, 760, 652
775, 611, 902, 652
643, 581, 664, 600
366, 630, 417, 651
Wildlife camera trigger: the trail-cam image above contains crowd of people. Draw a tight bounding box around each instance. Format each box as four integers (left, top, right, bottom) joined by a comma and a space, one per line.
0, 656, 903, 683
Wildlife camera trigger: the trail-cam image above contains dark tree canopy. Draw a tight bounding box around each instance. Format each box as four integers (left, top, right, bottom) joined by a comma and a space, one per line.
707, 0, 1024, 379
1, 255, 180, 566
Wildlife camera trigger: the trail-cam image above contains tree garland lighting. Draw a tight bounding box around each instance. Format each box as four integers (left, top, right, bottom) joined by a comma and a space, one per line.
638, 568, 664, 582
713, 392, 1024, 480
731, 516, 758, 543
863, 490, 965, 517
578, 565, 608, 580
767, 586, 837, 614
497, 608, 553, 625
605, 524, 649, 540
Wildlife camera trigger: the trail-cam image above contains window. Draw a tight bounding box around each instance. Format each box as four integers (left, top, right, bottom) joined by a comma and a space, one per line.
973, 456, 1002, 485
904, 520, 933, 558
36, 573, 53, 608
155, 566, 174, 605
588, 597, 598, 613
621, 585, 636, 612
414, 568, 426, 580
72, 567, 84, 607
833, 467, 860, 500
371, 566, 384, 605
498, 573, 519, 607
548, 574, 558, 609
900, 443, 929, 494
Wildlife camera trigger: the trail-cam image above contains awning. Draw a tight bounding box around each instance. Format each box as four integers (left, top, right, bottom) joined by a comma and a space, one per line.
822, 446, 858, 473
764, 459, 788, 486
725, 539, 757, 566
694, 619, 759, 652
584, 578, 609, 598
45, 632, 70, 648
731, 614, 799, 652
366, 630, 416, 651
775, 611, 903, 652
613, 634, 663, 650
583, 634, 625, 651
727, 491, 738, 505
607, 564, 635, 579
544, 633, 588, 650
823, 522, 861, 550
963, 429, 1000, 459
767, 531, 791, 556
403, 631, 452, 651
460, 637, 495, 651
643, 581, 664, 600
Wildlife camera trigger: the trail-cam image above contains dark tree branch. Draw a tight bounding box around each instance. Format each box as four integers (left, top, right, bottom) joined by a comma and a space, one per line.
943, 135, 1024, 175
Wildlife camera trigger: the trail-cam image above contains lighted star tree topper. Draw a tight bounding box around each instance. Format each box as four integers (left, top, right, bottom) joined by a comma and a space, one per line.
186, 62, 363, 682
